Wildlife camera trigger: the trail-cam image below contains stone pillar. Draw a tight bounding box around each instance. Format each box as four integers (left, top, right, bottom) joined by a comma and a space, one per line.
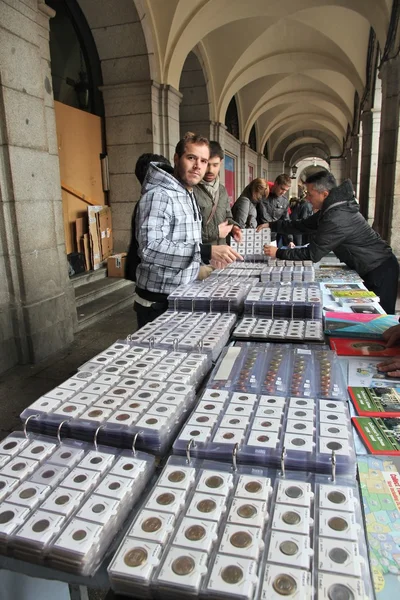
267, 161, 285, 183
330, 158, 345, 184
350, 135, 360, 194
359, 107, 381, 223
0, 0, 75, 372
374, 55, 400, 245
156, 84, 182, 163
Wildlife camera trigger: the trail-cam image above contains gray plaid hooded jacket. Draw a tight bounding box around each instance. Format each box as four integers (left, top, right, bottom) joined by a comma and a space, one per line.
135, 163, 202, 295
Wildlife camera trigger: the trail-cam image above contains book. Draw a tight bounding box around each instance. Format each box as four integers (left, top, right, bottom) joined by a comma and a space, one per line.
331, 290, 378, 298
349, 387, 400, 417
357, 455, 400, 600
352, 416, 400, 454
347, 358, 400, 389
330, 338, 400, 357
324, 313, 399, 338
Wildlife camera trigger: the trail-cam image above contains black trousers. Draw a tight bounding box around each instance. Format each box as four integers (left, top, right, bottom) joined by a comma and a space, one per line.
134, 300, 168, 329
363, 254, 399, 314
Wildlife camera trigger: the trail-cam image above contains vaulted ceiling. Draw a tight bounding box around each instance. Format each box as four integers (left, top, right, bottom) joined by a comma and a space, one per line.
134, 0, 392, 161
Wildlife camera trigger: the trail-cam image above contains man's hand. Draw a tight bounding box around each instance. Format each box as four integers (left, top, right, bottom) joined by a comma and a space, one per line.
218, 220, 233, 239
231, 225, 242, 242
288, 242, 295, 248
263, 244, 277, 258
197, 265, 214, 281
377, 357, 400, 377
210, 245, 243, 269
382, 324, 400, 347
256, 223, 269, 232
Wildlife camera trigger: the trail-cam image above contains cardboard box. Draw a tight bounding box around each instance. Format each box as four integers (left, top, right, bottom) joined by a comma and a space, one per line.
88, 206, 113, 270
107, 253, 127, 278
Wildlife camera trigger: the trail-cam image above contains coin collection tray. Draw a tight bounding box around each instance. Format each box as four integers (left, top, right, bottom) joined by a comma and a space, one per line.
230, 228, 271, 257
172, 388, 356, 475
20, 343, 211, 455
0, 432, 155, 575
205, 346, 347, 400
168, 280, 253, 313
266, 260, 314, 267
233, 317, 324, 342
210, 264, 266, 279
260, 266, 315, 283
126, 311, 237, 361
107, 456, 373, 600
244, 283, 322, 319
314, 268, 364, 283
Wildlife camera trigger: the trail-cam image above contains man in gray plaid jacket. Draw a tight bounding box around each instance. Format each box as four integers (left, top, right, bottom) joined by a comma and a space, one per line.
134, 132, 242, 327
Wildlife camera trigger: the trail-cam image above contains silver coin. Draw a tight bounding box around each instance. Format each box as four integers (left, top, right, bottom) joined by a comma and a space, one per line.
285, 485, 303, 499
282, 510, 301, 525
328, 583, 354, 600
329, 547, 349, 564
327, 490, 346, 504
279, 540, 298, 555
272, 574, 297, 596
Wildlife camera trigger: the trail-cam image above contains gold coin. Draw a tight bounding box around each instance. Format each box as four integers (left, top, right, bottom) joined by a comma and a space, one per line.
230, 531, 252, 548
124, 547, 148, 568
205, 475, 223, 489
168, 470, 185, 483
156, 492, 175, 506
142, 517, 162, 532
245, 481, 262, 494
171, 556, 195, 576
221, 565, 243, 584
185, 525, 206, 541
197, 499, 216, 513
328, 516, 348, 532
282, 511, 301, 525
327, 490, 346, 504
272, 574, 297, 596
279, 540, 298, 556
237, 504, 257, 519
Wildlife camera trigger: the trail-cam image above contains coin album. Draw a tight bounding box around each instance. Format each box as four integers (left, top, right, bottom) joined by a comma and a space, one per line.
230, 228, 271, 258
168, 280, 253, 313
244, 283, 322, 319
19, 342, 211, 455
126, 311, 237, 361
233, 317, 324, 342
260, 265, 315, 283
205, 345, 347, 400
107, 456, 373, 600
172, 387, 355, 475
0, 431, 155, 575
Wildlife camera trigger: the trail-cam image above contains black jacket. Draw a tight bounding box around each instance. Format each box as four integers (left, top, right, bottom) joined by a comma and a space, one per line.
271, 179, 394, 276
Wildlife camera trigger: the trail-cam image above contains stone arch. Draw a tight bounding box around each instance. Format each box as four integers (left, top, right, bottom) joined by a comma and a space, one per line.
179, 51, 211, 138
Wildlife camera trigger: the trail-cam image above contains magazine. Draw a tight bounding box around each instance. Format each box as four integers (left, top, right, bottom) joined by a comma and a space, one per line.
324, 313, 399, 338
330, 338, 400, 357
352, 417, 400, 454
349, 387, 400, 417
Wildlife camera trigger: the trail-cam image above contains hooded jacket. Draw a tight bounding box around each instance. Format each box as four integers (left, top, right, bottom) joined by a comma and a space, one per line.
271, 179, 394, 276
134, 163, 202, 296
195, 181, 238, 245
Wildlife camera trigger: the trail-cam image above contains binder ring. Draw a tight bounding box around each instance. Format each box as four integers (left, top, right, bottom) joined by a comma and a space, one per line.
186, 438, 194, 463
94, 425, 105, 452
280, 446, 286, 477
131, 432, 140, 455
57, 419, 71, 444
232, 442, 239, 471
23, 414, 40, 439
331, 449, 336, 482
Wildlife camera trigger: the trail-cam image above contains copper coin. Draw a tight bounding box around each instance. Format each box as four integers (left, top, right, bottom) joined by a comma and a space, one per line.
156, 492, 175, 505
168, 470, 185, 483
230, 531, 252, 548
197, 499, 216, 513
141, 517, 162, 532
257, 435, 270, 442
327, 441, 342, 451
328, 516, 348, 531
327, 490, 346, 504
223, 432, 235, 440
279, 540, 298, 555
124, 547, 148, 567
282, 511, 301, 525
171, 556, 195, 576
237, 504, 257, 519
221, 565, 243, 584
329, 547, 349, 564
245, 481, 262, 494
185, 524, 206, 541
205, 475, 223, 489
328, 583, 354, 600
272, 574, 297, 596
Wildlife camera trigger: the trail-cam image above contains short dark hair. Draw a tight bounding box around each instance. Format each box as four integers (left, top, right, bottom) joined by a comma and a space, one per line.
305, 170, 337, 192
275, 174, 291, 186
135, 153, 171, 185
175, 131, 210, 158
209, 141, 224, 160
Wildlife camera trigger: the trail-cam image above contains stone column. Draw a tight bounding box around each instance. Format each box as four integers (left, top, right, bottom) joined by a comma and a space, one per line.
267, 161, 285, 182
156, 84, 182, 163
0, 0, 75, 372
330, 158, 345, 184
359, 107, 381, 223
374, 55, 400, 246
350, 134, 360, 194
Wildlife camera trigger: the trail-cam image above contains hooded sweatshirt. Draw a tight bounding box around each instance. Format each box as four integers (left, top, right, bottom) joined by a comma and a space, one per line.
135, 162, 202, 296
270, 179, 394, 276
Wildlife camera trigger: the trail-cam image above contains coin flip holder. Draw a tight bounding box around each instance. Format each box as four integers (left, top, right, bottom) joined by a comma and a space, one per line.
233, 317, 324, 342
108, 457, 373, 600
318, 573, 367, 600
244, 283, 322, 319
261, 265, 315, 283
168, 282, 252, 314
0, 431, 155, 575
230, 228, 271, 258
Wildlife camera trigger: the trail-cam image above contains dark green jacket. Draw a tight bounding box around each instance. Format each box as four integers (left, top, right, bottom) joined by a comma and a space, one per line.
194, 182, 239, 245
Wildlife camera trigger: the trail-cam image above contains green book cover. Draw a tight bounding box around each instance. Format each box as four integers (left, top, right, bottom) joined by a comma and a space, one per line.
352, 417, 400, 454
349, 387, 400, 417
331, 290, 378, 298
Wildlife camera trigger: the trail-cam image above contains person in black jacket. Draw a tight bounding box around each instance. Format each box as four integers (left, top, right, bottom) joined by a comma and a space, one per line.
288, 196, 313, 245
259, 171, 399, 314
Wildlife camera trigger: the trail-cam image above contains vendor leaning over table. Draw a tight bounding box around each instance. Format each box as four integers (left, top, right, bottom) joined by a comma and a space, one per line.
258, 171, 399, 315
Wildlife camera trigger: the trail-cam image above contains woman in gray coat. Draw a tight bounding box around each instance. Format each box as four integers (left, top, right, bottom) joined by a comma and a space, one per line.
232, 178, 269, 228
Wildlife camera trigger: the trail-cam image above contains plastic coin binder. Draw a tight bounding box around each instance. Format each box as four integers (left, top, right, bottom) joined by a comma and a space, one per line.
244, 283, 322, 319
108, 455, 373, 600
168, 280, 253, 313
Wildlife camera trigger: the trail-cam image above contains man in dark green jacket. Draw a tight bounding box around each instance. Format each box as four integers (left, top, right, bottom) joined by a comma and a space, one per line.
195, 141, 242, 245
260, 171, 399, 314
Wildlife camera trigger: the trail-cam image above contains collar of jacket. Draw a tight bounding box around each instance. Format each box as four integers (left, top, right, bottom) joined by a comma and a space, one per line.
142, 162, 186, 195
321, 179, 356, 214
